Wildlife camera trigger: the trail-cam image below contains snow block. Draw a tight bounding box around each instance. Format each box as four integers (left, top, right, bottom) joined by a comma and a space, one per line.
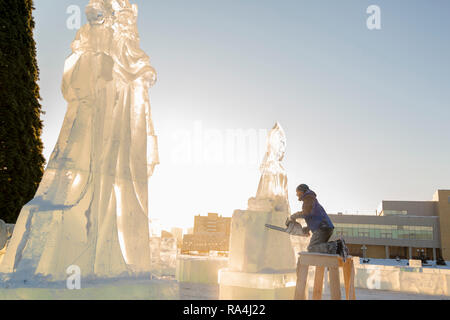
354, 262, 450, 296
176, 255, 228, 285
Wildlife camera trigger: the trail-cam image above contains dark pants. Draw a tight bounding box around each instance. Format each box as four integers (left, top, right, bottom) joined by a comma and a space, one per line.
307, 226, 338, 254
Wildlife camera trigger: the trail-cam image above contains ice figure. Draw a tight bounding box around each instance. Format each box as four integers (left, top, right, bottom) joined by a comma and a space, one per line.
248, 122, 289, 213
227, 122, 296, 273
0, 0, 159, 281
219, 122, 297, 299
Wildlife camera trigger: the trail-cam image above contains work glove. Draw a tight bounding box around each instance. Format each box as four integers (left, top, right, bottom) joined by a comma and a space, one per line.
285, 220, 310, 237
285, 217, 292, 227
286, 214, 298, 226
291, 212, 303, 220
286, 221, 299, 234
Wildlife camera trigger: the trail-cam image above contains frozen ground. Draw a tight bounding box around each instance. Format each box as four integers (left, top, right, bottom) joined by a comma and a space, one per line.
0, 278, 179, 300
359, 258, 450, 269
179, 283, 450, 300
0, 280, 448, 300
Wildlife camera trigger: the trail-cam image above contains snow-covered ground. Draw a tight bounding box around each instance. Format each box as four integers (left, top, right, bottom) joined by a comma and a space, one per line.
0, 278, 448, 300
358, 258, 450, 269
179, 283, 450, 300
0, 278, 179, 300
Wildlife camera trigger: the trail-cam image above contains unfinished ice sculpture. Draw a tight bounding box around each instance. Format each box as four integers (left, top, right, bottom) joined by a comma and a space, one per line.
219, 123, 297, 299
248, 122, 290, 213
0, 0, 159, 281
228, 123, 296, 273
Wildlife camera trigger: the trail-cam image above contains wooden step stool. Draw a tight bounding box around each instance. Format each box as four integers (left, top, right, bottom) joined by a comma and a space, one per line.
294, 252, 356, 300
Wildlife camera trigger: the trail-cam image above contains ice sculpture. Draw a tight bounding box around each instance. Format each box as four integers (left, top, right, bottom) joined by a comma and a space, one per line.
0, 0, 159, 281
249, 122, 290, 212
219, 123, 297, 299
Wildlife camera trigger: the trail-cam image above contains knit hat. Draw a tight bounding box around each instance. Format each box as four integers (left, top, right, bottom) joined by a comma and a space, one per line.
296, 184, 310, 193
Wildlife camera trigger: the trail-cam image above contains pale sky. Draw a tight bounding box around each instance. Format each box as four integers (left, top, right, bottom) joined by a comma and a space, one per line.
33, 1, 450, 230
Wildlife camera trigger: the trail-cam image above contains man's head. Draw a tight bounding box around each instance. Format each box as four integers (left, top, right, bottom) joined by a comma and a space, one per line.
296, 184, 310, 200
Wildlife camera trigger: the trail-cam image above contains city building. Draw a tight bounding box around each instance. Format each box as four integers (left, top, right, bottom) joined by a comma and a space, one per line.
329, 190, 450, 261
193, 213, 231, 235
181, 213, 231, 255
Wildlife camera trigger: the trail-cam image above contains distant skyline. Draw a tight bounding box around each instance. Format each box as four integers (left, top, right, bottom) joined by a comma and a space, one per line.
33, 1, 450, 229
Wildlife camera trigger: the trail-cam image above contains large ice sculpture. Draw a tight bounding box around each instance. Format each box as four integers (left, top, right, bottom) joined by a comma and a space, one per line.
0, 0, 159, 281
219, 123, 297, 299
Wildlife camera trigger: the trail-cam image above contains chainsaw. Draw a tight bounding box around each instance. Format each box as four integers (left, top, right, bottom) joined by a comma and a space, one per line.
265, 218, 310, 237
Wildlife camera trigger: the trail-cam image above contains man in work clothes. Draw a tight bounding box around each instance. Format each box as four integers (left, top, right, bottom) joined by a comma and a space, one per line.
289, 184, 348, 259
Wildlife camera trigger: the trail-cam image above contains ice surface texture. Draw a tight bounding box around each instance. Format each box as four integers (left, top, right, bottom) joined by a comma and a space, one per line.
228, 210, 297, 273
256, 122, 287, 199
0, 0, 159, 281
248, 122, 290, 213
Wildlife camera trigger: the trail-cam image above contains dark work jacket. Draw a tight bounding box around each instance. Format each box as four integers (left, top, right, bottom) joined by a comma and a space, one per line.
299, 190, 334, 232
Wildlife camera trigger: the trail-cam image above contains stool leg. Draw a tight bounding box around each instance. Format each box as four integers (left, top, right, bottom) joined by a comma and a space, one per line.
294, 265, 309, 300
313, 266, 325, 300
329, 266, 341, 300
343, 260, 351, 300
349, 261, 356, 300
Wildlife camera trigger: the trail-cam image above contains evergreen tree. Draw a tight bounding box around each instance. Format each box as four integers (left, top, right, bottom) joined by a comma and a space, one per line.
0, 0, 45, 223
